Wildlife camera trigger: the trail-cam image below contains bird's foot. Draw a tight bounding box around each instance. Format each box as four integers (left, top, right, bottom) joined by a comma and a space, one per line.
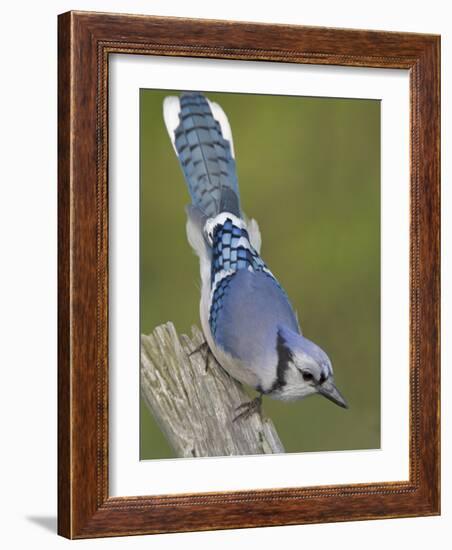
188, 340, 211, 372
188, 340, 209, 357
233, 395, 263, 422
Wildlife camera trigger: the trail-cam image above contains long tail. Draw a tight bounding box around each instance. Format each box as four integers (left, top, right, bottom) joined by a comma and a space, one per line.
163, 92, 241, 218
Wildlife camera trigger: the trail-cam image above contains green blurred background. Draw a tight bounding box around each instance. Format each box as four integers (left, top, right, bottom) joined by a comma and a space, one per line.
140, 89, 380, 459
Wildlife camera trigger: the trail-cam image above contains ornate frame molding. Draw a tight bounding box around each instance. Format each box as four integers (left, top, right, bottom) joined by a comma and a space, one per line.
58, 11, 440, 538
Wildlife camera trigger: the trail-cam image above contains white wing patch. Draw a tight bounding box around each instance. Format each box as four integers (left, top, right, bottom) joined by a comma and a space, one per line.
206, 99, 235, 158
208, 269, 234, 310
247, 218, 262, 254
204, 212, 245, 245
163, 96, 181, 153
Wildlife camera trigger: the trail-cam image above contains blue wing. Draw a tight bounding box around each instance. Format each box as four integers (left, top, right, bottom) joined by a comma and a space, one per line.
210, 216, 267, 286
212, 269, 299, 365
208, 215, 299, 362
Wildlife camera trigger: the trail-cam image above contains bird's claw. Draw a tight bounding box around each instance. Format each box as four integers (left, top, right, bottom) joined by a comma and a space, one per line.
233, 395, 263, 422
188, 340, 211, 372
188, 340, 209, 357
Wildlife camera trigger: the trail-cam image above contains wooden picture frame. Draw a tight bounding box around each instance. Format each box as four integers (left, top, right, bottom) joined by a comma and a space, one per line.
58, 10, 440, 539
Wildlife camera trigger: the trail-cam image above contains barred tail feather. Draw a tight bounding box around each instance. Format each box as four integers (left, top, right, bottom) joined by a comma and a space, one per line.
163, 92, 241, 218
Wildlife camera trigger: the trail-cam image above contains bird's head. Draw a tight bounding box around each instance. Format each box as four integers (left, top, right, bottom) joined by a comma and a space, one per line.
271, 325, 348, 408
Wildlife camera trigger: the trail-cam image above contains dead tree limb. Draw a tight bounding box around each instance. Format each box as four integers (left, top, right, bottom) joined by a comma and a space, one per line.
140, 322, 285, 457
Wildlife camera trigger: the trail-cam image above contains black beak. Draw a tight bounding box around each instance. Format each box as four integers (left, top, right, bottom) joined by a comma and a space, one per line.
318, 379, 348, 409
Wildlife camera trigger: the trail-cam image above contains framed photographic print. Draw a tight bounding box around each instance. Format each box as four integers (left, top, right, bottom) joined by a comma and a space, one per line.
58, 11, 440, 538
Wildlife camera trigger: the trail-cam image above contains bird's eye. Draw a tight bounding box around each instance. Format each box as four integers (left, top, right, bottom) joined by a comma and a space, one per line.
302, 372, 314, 382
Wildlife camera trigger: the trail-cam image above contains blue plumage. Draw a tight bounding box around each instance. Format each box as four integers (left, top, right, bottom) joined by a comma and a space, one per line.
163, 92, 348, 413
172, 93, 240, 218
210, 218, 265, 284
213, 270, 299, 367
208, 214, 288, 343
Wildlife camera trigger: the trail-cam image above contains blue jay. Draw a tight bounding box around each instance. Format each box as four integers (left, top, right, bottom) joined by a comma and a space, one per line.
163, 92, 348, 419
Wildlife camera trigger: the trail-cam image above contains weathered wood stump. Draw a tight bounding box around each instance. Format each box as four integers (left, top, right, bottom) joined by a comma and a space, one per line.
140, 322, 284, 457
